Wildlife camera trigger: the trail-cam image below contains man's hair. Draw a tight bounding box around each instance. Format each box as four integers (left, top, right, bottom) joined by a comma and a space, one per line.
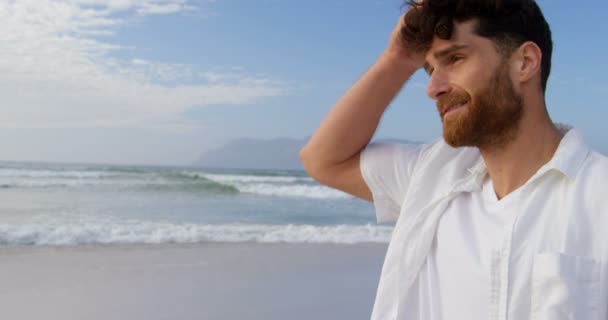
402, 0, 553, 92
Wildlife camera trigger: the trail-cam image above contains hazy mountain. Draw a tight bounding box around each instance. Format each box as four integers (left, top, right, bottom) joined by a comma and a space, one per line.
195, 137, 307, 170
194, 137, 420, 170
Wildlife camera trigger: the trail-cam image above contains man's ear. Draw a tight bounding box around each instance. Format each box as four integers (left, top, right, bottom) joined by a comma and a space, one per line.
514, 41, 542, 85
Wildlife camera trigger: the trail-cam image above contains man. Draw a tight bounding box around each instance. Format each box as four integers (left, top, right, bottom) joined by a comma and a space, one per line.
300, 0, 608, 319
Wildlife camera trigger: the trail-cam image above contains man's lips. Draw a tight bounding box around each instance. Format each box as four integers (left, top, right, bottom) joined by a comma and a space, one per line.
442, 101, 468, 118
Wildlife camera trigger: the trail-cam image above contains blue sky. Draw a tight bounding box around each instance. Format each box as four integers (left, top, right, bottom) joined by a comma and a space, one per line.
1, 0, 607, 165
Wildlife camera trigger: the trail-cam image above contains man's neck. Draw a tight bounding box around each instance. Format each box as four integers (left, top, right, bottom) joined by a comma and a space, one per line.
479, 115, 563, 200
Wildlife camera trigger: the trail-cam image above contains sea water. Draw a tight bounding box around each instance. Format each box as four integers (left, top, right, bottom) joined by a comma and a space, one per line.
0, 161, 393, 246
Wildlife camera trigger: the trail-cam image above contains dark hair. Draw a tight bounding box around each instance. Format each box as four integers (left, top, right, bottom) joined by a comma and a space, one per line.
402, 0, 552, 92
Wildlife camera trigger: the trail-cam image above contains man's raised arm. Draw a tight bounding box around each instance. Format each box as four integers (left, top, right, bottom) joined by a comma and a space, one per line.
299, 14, 424, 201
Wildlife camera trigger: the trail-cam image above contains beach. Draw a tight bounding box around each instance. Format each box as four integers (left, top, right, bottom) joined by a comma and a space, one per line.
0, 162, 390, 319
0, 243, 387, 320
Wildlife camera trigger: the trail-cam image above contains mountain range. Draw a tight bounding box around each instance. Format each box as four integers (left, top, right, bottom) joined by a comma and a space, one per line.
194, 137, 419, 170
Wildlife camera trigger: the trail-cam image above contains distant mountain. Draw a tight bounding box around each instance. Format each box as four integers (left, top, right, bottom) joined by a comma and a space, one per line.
194, 137, 421, 170
195, 137, 307, 170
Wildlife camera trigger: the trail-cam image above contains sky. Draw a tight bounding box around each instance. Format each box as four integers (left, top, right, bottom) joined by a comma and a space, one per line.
1, 0, 607, 166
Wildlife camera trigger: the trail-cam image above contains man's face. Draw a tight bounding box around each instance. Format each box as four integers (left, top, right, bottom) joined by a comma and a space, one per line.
424, 20, 523, 150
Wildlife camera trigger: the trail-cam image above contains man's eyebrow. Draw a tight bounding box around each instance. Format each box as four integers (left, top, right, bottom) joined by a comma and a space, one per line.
423, 44, 470, 74
433, 44, 470, 60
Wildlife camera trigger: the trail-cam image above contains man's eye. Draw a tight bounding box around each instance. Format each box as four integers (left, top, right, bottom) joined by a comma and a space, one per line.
449, 55, 463, 64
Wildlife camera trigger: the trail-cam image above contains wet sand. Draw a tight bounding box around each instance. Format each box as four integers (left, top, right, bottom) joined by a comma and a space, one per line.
0, 243, 387, 320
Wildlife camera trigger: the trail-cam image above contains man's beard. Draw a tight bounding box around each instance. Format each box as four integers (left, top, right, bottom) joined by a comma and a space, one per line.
437, 60, 524, 150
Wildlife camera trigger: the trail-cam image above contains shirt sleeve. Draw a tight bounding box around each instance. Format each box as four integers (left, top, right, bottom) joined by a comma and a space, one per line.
360, 142, 425, 223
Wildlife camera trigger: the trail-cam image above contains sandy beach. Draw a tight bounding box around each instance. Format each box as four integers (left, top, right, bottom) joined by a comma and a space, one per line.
0, 243, 387, 320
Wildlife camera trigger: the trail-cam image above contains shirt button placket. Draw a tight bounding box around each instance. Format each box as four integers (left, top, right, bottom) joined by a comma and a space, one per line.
488, 249, 501, 320
498, 223, 515, 320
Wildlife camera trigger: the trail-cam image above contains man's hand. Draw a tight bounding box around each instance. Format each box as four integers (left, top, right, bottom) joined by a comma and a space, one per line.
383, 12, 425, 72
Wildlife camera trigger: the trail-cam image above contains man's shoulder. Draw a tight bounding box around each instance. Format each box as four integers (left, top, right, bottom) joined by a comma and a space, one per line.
416, 137, 482, 172
574, 149, 608, 210
581, 149, 608, 174
366, 137, 481, 166
397, 138, 483, 200
579, 149, 608, 183
366, 138, 481, 188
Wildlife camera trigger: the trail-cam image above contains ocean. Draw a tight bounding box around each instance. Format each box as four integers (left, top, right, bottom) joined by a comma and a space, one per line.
0, 161, 393, 246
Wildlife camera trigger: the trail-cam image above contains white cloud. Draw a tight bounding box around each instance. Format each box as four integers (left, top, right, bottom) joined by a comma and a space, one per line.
0, 0, 286, 130
136, 2, 189, 15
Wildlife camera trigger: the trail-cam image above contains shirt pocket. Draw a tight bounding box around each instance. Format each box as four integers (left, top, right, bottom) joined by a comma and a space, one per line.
530, 252, 600, 320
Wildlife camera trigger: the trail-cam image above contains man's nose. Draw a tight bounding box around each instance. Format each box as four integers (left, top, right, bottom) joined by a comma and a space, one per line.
426, 71, 451, 100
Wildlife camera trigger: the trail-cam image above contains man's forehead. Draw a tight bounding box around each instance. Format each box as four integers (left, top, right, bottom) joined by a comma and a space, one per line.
428, 20, 477, 53
425, 20, 484, 60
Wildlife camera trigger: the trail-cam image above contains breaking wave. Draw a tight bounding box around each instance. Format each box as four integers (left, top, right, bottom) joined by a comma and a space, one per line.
0, 222, 392, 246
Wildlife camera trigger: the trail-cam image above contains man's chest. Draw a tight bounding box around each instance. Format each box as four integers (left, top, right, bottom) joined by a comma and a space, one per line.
431, 187, 605, 320
429, 188, 515, 320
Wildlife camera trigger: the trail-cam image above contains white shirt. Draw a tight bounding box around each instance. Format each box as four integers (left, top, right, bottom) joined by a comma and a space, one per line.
360, 125, 608, 320
419, 176, 515, 320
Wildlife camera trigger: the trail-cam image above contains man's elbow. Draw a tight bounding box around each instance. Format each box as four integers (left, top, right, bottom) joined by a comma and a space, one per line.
299, 147, 329, 185
298, 147, 317, 177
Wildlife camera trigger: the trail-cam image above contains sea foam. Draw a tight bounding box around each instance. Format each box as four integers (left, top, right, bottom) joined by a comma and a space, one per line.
200, 173, 349, 199
0, 222, 392, 246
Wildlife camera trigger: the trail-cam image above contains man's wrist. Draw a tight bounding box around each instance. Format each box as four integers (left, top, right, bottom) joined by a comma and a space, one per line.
378, 50, 420, 76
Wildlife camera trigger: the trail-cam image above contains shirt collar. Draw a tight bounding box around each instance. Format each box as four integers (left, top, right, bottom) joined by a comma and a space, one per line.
463, 123, 590, 190
544, 124, 590, 179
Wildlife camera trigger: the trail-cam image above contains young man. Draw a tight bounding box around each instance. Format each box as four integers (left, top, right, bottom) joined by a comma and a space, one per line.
300, 0, 608, 319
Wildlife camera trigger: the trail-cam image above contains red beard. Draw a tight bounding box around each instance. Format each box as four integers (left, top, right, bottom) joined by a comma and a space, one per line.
437, 60, 523, 150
